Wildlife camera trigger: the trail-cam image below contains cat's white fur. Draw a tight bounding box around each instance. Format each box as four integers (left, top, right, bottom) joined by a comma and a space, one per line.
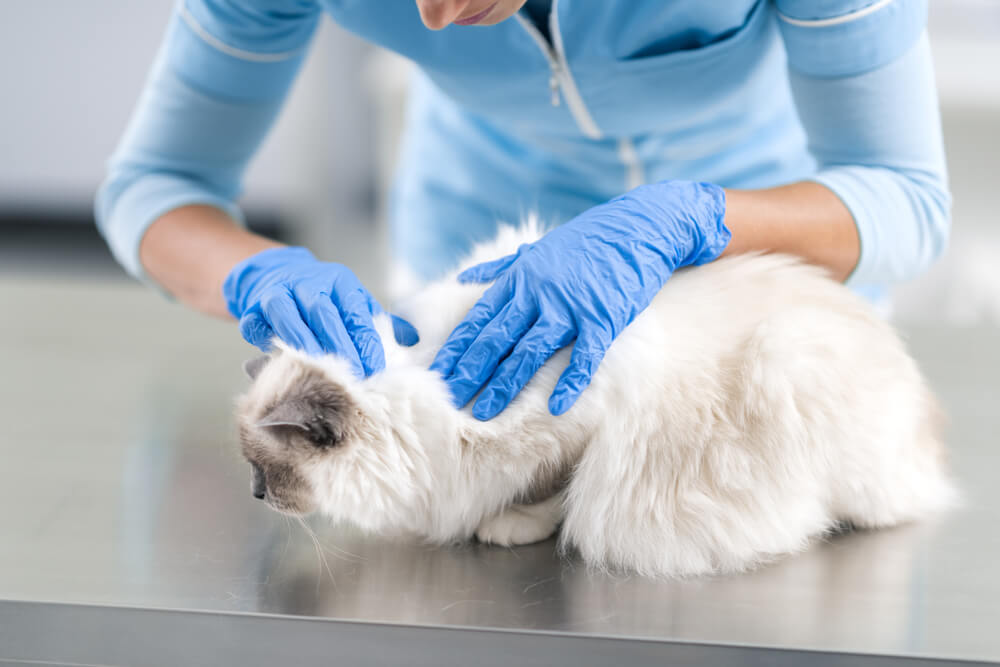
243, 221, 956, 578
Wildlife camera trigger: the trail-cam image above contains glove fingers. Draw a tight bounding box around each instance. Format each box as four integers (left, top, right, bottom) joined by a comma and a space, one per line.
471, 319, 572, 421
295, 288, 366, 378
390, 315, 420, 347
238, 305, 276, 351
457, 253, 517, 284
356, 285, 419, 347
444, 296, 538, 409
430, 280, 511, 378
339, 290, 387, 376
549, 330, 610, 416
258, 288, 325, 357
364, 292, 385, 316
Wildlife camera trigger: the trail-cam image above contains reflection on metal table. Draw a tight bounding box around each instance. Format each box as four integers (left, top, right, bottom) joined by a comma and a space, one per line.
0, 278, 997, 666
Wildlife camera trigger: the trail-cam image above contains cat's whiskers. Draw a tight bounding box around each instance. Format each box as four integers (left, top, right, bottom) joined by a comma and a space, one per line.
318, 539, 367, 564
277, 514, 293, 572
296, 515, 337, 594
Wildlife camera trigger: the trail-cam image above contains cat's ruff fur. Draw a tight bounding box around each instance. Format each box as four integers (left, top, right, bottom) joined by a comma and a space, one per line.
237, 221, 956, 579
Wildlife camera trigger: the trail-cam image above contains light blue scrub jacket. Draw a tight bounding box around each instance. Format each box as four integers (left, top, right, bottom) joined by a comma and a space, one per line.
96, 0, 950, 301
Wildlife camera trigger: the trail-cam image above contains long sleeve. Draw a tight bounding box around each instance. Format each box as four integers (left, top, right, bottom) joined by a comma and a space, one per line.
776, 0, 951, 287
94, 0, 321, 282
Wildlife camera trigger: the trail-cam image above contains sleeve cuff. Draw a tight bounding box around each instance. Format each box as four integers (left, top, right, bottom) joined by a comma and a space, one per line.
807, 169, 884, 288
808, 167, 941, 289
95, 172, 245, 288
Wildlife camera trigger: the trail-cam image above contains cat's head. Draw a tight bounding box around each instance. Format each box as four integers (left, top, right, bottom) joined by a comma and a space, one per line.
235, 343, 451, 529
235, 348, 361, 516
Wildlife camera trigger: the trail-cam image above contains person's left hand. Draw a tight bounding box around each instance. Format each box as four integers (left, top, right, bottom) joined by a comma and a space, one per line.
429, 180, 730, 420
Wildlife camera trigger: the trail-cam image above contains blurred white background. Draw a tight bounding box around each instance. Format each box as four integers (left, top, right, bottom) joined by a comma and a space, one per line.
0, 0, 997, 317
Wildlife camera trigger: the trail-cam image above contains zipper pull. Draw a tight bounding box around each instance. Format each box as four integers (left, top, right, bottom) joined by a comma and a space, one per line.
549, 73, 561, 107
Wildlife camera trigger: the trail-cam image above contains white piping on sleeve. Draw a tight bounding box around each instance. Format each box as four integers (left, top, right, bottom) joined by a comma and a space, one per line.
179, 5, 303, 63
776, 0, 894, 28
617, 138, 645, 190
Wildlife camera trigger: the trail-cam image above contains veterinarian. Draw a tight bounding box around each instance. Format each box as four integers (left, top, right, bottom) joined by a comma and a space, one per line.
96, 0, 948, 420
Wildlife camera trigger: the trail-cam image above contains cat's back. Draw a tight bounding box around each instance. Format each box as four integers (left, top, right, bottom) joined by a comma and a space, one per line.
392, 225, 904, 399
658, 251, 876, 331
618, 251, 892, 367
574, 248, 927, 441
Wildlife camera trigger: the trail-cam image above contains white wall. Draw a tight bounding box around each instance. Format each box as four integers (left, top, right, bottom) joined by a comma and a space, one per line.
0, 0, 375, 228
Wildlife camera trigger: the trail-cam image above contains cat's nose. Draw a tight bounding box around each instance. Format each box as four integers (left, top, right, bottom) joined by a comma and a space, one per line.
250, 463, 266, 500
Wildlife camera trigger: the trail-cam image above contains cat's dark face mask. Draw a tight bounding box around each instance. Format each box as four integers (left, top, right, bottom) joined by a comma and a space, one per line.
237, 354, 356, 516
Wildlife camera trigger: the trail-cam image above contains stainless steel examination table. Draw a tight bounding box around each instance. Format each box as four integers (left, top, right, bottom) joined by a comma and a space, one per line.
1, 278, 998, 666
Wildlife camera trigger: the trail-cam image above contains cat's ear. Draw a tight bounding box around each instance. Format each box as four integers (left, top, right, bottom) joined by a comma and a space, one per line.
256, 393, 349, 448
244, 355, 270, 381
256, 400, 312, 431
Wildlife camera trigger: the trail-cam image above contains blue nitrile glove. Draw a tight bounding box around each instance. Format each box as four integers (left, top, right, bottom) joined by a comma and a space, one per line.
223, 247, 419, 377
430, 180, 729, 420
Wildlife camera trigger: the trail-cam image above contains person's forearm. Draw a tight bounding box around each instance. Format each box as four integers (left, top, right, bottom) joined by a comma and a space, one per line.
721, 181, 859, 282
139, 205, 283, 319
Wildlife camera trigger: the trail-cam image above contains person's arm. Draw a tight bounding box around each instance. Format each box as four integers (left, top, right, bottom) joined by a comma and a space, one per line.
97, 1, 419, 370
95, 0, 321, 292
139, 205, 281, 318
772, 0, 950, 286
717, 1, 949, 286
722, 182, 859, 281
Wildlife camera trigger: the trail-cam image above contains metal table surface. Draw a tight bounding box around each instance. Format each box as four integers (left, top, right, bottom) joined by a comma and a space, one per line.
1, 277, 998, 666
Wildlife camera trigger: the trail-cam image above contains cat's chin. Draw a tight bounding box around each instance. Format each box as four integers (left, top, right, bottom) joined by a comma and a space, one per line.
264, 496, 317, 517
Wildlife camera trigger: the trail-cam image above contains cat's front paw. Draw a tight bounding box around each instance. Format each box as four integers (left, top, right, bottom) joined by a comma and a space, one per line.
475, 501, 561, 547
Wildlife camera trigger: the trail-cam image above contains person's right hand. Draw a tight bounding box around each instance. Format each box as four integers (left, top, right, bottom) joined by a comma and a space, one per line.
222, 246, 418, 378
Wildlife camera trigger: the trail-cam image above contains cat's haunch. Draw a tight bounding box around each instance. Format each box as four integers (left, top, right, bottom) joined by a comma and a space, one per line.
235, 221, 956, 579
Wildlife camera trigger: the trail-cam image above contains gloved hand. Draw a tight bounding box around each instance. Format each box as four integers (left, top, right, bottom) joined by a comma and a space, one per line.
430, 180, 729, 420
223, 246, 419, 378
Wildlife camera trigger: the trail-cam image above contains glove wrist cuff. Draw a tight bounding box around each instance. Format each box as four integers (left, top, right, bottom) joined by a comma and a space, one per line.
637, 180, 730, 268
687, 182, 730, 266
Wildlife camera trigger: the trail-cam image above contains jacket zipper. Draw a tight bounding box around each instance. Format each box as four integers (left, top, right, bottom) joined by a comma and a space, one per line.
514, 2, 601, 140
515, 3, 646, 189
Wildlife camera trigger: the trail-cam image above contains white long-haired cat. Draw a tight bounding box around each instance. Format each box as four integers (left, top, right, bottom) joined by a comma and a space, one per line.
236, 221, 955, 578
